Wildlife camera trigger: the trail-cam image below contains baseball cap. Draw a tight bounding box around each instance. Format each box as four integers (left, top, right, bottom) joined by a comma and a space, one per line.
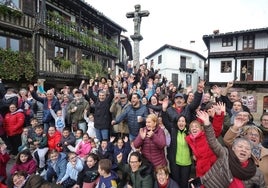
174, 93, 184, 98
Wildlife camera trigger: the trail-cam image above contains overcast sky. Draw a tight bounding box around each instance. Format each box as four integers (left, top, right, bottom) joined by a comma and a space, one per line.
86, 0, 268, 60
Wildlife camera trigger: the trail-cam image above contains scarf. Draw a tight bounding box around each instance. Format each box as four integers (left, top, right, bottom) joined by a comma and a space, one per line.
228, 148, 256, 180
158, 179, 169, 188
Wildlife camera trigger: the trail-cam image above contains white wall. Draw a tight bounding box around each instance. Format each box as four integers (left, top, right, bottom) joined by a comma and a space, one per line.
209, 58, 235, 82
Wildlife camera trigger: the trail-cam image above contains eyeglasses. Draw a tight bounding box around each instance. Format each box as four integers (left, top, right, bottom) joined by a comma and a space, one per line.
262, 119, 268, 122
129, 161, 139, 164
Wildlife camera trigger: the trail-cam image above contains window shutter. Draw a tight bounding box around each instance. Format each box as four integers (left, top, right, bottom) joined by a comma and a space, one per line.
69, 46, 76, 63
46, 40, 55, 60
21, 37, 32, 52
22, 0, 35, 16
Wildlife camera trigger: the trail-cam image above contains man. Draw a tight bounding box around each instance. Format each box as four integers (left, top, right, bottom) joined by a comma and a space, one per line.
259, 113, 268, 148
110, 93, 130, 138
88, 78, 114, 142
111, 93, 148, 141
162, 80, 205, 124
29, 85, 61, 133
67, 89, 89, 133
216, 81, 250, 113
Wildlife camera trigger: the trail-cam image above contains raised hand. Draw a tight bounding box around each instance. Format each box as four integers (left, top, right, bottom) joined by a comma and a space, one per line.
213, 102, 225, 115
196, 110, 210, 126
116, 152, 123, 163
162, 97, 169, 111
139, 128, 147, 140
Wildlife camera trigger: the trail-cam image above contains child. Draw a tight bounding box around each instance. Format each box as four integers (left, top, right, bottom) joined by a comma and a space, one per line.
74, 153, 100, 188
0, 138, 10, 184
185, 103, 225, 177
90, 138, 98, 154
10, 149, 37, 175
109, 136, 131, 169
57, 127, 76, 153
76, 133, 92, 160
18, 127, 29, 152
50, 109, 65, 133
27, 117, 39, 140
84, 110, 97, 139
97, 159, 118, 188
58, 152, 84, 187
29, 125, 48, 174
96, 139, 113, 162
46, 149, 67, 183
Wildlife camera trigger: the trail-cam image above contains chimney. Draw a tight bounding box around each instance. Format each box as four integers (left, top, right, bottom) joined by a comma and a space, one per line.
213, 30, 219, 35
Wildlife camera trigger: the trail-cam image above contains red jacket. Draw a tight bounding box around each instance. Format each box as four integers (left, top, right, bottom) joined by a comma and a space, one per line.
185, 112, 224, 176
0, 152, 10, 180
47, 131, 62, 151
3, 109, 25, 136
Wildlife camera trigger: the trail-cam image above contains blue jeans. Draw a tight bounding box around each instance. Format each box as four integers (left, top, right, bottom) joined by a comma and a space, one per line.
95, 129, 109, 141
78, 122, 87, 134
129, 134, 137, 142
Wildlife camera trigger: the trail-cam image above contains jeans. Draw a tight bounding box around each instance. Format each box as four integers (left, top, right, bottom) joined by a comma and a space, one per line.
78, 122, 88, 134
95, 129, 109, 141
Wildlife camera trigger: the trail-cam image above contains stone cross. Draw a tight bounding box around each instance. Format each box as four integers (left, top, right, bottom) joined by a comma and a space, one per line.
126, 4, 149, 67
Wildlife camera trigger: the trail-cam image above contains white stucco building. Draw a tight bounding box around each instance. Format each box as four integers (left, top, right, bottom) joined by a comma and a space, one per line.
145, 44, 206, 90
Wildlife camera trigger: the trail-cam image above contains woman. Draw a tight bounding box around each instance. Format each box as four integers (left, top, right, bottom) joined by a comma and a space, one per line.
11, 171, 62, 188
133, 114, 167, 168
47, 126, 62, 151
154, 166, 179, 188
147, 95, 162, 117
189, 111, 266, 188
224, 120, 268, 185
163, 114, 191, 188
117, 151, 153, 188
3, 103, 25, 155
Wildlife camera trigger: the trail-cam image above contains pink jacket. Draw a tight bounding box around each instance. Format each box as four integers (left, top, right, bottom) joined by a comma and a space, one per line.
76, 141, 92, 158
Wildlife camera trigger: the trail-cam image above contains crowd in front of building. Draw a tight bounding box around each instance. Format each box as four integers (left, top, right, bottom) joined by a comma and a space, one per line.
0, 63, 267, 188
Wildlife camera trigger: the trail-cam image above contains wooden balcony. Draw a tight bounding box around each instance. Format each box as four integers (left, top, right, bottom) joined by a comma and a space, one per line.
0, 8, 35, 35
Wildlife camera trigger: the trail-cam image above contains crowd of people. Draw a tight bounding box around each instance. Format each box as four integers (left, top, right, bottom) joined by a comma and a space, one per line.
0, 63, 267, 188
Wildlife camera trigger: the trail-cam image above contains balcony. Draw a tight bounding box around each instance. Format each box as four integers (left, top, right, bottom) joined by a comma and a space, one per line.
37, 11, 119, 57
0, 4, 35, 35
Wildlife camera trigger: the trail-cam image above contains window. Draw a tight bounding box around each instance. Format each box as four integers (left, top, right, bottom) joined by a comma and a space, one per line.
243, 35, 254, 50
180, 56, 186, 68
55, 46, 66, 58
158, 55, 162, 64
221, 61, 232, 73
222, 37, 233, 47
0, 36, 19, 51
241, 60, 254, 81
186, 74, 192, 86
171, 73, 178, 87
199, 60, 202, 68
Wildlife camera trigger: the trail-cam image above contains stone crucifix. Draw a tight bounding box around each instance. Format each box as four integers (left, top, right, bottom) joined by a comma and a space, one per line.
126, 4, 149, 67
